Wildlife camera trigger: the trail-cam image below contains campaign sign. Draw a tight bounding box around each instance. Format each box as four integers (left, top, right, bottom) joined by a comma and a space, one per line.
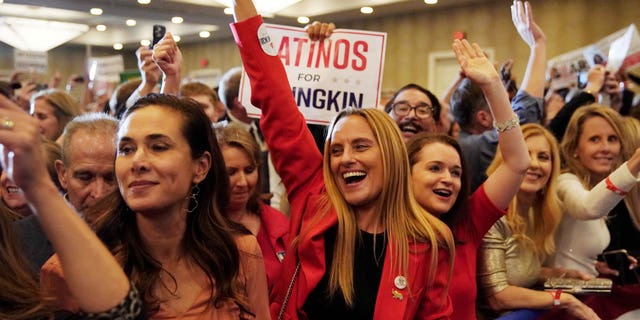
239, 24, 386, 124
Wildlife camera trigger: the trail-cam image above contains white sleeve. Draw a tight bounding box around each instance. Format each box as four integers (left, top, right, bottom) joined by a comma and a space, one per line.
557, 163, 639, 220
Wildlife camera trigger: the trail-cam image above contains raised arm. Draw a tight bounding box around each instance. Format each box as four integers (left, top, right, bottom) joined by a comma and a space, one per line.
153, 32, 182, 96
0, 95, 131, 313
512, 1, 545, 98
125, 46, 161, 109
558, 149, 640, 220
453, 39, 529, 209
230, 0, 323, 205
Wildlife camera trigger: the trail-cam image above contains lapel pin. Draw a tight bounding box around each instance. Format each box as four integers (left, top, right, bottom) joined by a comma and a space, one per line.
394, 275, 407, 290
392, 289, 404, 301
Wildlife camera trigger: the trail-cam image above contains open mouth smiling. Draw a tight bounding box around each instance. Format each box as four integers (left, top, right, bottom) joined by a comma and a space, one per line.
343, 171, 366, 185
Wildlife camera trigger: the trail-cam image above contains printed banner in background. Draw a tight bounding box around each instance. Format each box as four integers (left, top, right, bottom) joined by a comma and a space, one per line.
14, 50, 48, 74
87, 55, 124, 83
547, 24, 640, 90
239, 24, 386, 125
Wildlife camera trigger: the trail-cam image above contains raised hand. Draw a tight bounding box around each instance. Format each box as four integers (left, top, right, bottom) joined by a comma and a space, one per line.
511, 0, 545, 47
0, 94, 48, 195
452, 39, 500, 86
136, 46, 161, 88
583, 65, 606, 95
152, 32, 182, 95
153, 32, 182, 78
305, 21, 335, 41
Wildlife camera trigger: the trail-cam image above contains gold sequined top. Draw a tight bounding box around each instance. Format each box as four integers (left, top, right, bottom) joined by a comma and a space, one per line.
477, 217, 541, 310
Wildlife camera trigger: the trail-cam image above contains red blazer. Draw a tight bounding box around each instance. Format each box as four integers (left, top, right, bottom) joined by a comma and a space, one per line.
231, 15, 452, 320
257, 203, 289, 294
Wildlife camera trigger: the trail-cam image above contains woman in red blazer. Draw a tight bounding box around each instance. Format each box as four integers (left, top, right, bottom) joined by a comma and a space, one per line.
231, 1, 455, 319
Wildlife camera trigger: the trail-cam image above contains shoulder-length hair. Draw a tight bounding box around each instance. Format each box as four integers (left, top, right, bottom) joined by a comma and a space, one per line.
561, 104, 626, 187
488, 123, 562, 260
215, 123, 263, 215
31, 89, 82, 139
320, 107, 454, 306
406, 133, 470, 237
91, 94, 250, 317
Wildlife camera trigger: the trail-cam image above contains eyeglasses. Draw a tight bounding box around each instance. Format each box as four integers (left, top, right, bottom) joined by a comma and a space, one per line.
392, 102, 434, 119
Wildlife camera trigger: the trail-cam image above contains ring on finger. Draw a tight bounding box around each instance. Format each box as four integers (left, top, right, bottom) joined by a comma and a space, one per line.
0, 117, 14, 130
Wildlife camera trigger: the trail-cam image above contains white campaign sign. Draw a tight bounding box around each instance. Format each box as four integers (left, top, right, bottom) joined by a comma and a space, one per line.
547, 24, 640, 89
239, 24, 386, 125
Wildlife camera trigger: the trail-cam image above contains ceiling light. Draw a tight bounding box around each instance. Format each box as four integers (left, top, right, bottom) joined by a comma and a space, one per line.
113, 43, 123, 50
126, 19, 137, 27
297, 16, 310, 24
90, 8, 103, 15
171, 16, 183, 24
138, 0, 151, 4
0, 17, 89, 52
223, 7, 233, 15
96, 24, 107, 32
215, 0, 301, 15
199, 31, 211, 38
140, 39, 151, 46
173, 35, 181, 42
424, 0, 438, 4
360, 6, 374, 14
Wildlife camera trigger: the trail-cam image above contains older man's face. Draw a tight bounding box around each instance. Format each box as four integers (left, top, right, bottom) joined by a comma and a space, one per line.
56, 129, 116, 216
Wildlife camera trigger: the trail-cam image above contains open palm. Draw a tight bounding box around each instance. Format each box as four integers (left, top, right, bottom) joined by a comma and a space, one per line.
453, 39, 499, 86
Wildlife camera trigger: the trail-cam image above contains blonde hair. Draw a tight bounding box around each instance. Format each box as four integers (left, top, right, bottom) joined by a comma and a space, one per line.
31, 89, 82, 139
319, 108, 454, 306
487, 123, 562, 260
561, 104, 626, 187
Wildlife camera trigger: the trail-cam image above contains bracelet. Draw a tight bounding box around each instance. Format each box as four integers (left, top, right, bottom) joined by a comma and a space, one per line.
605, 177, 627, 196
493, 114, 520, 133
547, 289, 562, 307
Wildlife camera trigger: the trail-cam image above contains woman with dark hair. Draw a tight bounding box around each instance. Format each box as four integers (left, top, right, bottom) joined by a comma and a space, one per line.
216, 123, 289, 295
232, 1, 455, 319
41, 94, 270, 319
406, 36, 530, 320
0, 93, 141, 319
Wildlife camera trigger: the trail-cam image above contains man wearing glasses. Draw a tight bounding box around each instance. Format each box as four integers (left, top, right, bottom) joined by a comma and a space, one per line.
384, 83, 446, 141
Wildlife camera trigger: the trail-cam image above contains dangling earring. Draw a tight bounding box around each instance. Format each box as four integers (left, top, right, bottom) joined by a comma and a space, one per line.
187, 184, 200, 213
63, 193, 70, 202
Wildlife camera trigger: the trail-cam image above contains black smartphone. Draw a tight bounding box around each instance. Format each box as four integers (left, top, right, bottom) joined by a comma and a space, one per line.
600, 249, 639, 285
151, 24, 166, 48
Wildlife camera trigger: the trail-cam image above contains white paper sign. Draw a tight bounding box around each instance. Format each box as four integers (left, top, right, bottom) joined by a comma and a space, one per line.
87, 55, 124, 83
239, 24, 387, 125
547, 24, 640, 89
14, 50, 48, 74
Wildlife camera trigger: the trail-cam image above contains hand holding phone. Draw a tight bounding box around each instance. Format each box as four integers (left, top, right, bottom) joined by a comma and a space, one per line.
599, 249, 639, 284
151, 25, 166, 49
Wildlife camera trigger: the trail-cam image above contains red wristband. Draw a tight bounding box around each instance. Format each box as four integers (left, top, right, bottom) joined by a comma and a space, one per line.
548, 289, 561, 307
606, 177, 627, 196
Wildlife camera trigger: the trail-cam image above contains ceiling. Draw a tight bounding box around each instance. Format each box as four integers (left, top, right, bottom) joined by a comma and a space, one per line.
0, 0, 481, 50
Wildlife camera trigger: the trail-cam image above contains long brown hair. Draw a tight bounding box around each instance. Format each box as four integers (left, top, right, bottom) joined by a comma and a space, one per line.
91, 94, 250, 317
407, 133, 470, 236
317, 107, 454, 306
0, 202, 52, 319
